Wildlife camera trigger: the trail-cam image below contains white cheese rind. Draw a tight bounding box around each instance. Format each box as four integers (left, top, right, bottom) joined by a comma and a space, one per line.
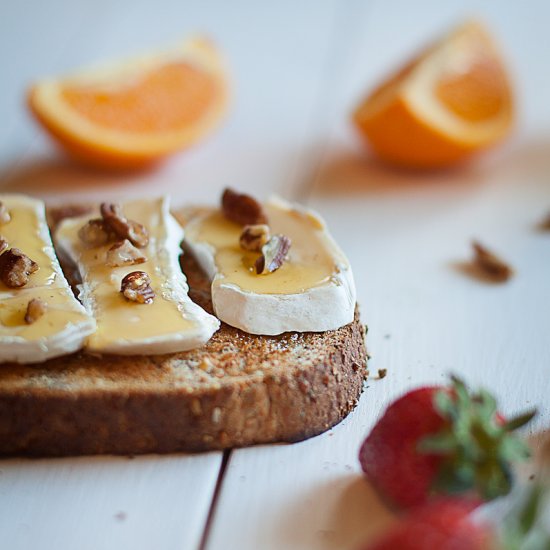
0, 321, 96, 364
184, 198, 357, 335
56, 197, 219, 355
0, 194, 96, 364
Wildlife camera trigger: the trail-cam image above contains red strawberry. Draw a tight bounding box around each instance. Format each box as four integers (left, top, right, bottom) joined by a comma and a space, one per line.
363, 484, 550, 550
359, 376, 535, 510
363, 498, 490, 550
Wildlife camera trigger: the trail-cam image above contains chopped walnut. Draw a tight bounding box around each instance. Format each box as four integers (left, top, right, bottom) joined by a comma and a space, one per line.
0, 248, 39, 288
538, 211, 550, 231
239, 224, 270, 252
221, 188, 268, 226
78, 219, 114, 247
0, 202, 10, 225
472, 240, 513, 282
120, 271, 155, 304
125, 220, 149, 248
24, 298, 47, 324
100, 203, 149, 248
106, 239, 147, 267
0, 237, 8, 254
255, 234, 291, 274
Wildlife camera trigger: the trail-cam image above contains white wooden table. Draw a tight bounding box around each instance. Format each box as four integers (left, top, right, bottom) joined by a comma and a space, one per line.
1, 1, 549, 548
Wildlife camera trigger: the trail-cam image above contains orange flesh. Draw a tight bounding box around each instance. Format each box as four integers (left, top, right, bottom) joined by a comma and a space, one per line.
436, 57, 510, 122
353, 22, 513, 168
61, 61, 219, 133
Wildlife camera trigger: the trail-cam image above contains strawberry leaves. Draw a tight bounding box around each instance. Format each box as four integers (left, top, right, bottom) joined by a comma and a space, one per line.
418, 375, 536, 502
499, 484, 550, 550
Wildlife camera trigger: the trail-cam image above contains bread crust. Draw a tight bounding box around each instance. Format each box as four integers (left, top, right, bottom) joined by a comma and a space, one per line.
0, 209, 368, 457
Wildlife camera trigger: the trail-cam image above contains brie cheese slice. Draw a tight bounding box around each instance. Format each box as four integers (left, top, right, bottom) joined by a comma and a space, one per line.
56, 197, 219, 354
0, 194, 96, 364
183, 197, 356, 335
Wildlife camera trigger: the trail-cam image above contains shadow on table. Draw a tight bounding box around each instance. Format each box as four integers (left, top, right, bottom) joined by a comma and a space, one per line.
280, 432, 549, 550
312, 153, 482, 197
282, 474, 396, 550
0, 157, 151, 195
310, 135, 550, 198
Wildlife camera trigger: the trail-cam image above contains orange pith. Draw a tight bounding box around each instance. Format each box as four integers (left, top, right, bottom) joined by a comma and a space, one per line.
353, 21, 514, 169
435, 57, 509, 122
28, 37, 228, 169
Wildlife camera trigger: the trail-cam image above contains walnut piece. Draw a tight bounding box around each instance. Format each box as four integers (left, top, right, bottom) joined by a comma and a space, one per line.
0, 237, 8, 254
255, 234, 291, 274
538, 211, 550, 231
120, 271, 155, 304
106, 239, 147, 267
221, 188, 268, 226
100, 203, 149, 248
239, 224, 270, 252
0, 248, 39, 288
472, 240, 513, 282
0, 202, 10, 225
24, 298, 47, 324
77, 203, 150, 249
78, 219, 114, 247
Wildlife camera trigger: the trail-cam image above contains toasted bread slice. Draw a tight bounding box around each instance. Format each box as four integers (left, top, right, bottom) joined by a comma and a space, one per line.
0, 207, 367, 457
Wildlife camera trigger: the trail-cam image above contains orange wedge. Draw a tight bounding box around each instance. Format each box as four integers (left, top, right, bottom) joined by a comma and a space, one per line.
353, 21, 514, 168
28, 36, 228, 169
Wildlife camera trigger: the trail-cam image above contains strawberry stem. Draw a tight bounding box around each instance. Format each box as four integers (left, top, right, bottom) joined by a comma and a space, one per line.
418, 375, 536, 501
500, 483, 550, 549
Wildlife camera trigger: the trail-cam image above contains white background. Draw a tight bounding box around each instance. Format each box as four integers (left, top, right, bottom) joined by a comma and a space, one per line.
1, 1, 549, 548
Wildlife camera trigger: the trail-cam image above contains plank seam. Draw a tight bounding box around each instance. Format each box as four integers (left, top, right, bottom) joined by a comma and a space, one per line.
197, 450, 231, 550
296, 0, 374, 205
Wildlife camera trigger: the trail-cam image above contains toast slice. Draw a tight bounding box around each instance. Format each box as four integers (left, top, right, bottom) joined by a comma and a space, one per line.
0, 207, 367, 457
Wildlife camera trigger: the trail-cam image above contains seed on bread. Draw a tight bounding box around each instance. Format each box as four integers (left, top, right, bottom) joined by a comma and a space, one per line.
190, 398, 202, 416
198, 357, 214, 371
212, 407, 222, 424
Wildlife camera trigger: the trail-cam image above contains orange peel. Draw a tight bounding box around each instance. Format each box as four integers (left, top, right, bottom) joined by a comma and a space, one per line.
28, 36, 228, 169
353, 21, 514, 168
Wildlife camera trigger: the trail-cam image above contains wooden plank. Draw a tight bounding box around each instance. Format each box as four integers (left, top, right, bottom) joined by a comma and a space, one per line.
0, 0, 110, 167
0, 1, 351, 549
1, 0, 347, 207
205, 1, 550, 549
0, 454, 221, 550
0, 2, 230, 549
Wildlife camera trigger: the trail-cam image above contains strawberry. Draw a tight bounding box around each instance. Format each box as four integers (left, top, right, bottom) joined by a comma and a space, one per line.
363, 498, 490, 550
359, 376, 535, 509
363, 485, 550, 550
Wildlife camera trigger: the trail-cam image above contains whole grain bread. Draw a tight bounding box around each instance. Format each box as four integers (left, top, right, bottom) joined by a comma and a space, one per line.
0, 207, 368, 457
